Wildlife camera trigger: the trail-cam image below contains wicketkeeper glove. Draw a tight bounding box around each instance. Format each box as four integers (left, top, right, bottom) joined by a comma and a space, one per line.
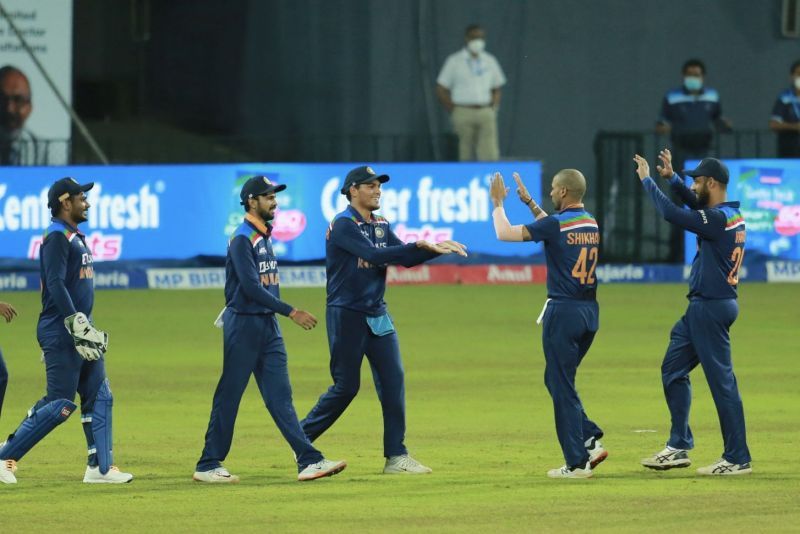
64, 312, 109, 360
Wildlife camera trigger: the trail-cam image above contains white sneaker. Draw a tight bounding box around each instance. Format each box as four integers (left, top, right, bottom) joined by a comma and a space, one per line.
83, 465, 134, 484
586, 438, 608, 469
547, 461, 592, 479
0, 459, 17, 484
697, 459, 752, 476
193, 466, 240, 484
297, 459, 347, 481
641, 446, 691, 470
383, 455, 432, 474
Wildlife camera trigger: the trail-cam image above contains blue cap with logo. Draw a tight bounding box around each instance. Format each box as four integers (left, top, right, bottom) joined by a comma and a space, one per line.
685, 158, 729, 184
47, 177, 94, 208
340, 165, 390, 194
239, 175, 287, 205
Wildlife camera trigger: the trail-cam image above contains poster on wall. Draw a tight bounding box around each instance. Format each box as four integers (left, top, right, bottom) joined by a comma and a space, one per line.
684, 159, 800, 263
0, 0, 72, 166
0, 161, 542, 262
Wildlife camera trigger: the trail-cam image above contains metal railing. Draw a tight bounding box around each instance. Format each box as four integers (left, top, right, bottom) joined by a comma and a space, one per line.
594, 129, 780, 263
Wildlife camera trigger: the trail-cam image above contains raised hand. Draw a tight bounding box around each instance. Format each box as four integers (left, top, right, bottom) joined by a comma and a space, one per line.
633, 154, 650, 182
513, 172, 533, 205
656, 149, 674, 178
490, 172, 509, 207
290, 309, 317, 330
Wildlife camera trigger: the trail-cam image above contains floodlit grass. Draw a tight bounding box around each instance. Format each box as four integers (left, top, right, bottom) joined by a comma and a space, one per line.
0, 283, 797, 532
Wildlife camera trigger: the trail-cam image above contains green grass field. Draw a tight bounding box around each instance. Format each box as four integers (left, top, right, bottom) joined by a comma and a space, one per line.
0, 283, 797, 533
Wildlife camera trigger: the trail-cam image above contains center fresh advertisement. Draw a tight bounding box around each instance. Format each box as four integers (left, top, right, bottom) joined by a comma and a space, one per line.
0, 162, 542, 261
684, 159, 800, 263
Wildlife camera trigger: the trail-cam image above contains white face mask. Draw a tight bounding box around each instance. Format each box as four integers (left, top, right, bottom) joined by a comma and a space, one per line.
794, 77, 800, 91
467, 39, 485, 54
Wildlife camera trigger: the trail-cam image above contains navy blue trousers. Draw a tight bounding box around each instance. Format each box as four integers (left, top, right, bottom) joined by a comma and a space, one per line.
301, 306, 407, 458
0, 349, 7, 421
541, 300, 603, 468
197, 311, 323, 471
662, 299, 751, 464
3, 334, 106, 463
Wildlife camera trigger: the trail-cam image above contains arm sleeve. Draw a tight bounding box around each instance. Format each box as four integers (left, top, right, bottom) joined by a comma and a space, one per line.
523, 216, 559, 243
386, 227, 438, 267
436, 58, 454, 88
228, 236, 293, 316
771, 97, 784, 122
330, 218, 425, 266
668, 173, 702, 209
642, 177, 723, 240
42, 233, 77, 317
657, 96, 671, 124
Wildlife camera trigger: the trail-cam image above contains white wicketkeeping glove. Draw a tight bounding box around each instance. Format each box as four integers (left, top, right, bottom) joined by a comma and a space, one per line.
65, 312, 109, 355
74, 340, 103, 361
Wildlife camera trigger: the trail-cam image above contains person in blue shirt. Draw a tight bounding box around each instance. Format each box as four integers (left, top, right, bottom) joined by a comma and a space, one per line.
0, 301, 18, 422
768, 59, 800, 158
0, 177, 132, 485
635, 150, 752, 476
194, 176, 346, 484
300, 165, 467, 474
490, 169, 606, 479
656, 59, 731, 173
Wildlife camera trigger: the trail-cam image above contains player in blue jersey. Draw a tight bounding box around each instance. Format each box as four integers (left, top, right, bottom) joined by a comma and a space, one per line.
490, 169, 606, 479
194, 176, 346, 484
0, 178, 132, 485
635, 150, 752, 476
300, 165, 467, 474
0, 301, 18, 423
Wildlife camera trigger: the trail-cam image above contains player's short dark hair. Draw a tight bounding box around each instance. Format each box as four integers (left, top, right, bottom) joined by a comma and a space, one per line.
791, 59, 800, 74
465, 24, 482, 36
682, 59, 706, 75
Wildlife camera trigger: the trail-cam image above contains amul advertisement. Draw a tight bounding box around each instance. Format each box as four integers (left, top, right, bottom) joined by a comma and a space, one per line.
684, 159, 800, 262
0, 162, 542, 261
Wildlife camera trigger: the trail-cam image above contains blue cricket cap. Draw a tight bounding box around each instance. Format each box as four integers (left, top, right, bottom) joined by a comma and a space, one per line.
239, 176, 287, 205
47, 177, 94, 208
340, 165, 390, 194
685, 158, 729, 184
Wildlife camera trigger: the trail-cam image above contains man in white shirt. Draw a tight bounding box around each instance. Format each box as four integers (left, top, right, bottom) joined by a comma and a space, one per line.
436, 25, 506, 161
0, 65, 47, 166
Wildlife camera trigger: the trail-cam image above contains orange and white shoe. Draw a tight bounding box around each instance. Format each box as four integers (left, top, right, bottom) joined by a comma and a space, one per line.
0, 459, 18, 484
586, 438, 608, 469
298, 459, 347, 481
83, 465, 133, 484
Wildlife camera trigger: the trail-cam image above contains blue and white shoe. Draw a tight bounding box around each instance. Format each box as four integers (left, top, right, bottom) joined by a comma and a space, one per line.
547, 461, 592, 479
696, 459, 752, 476
641, 446, 691, 470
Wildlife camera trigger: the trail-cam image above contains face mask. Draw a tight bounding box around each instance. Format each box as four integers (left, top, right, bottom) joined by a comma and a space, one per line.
467, 39, 485, 54
684, 76, 703, 91
794, 77, 800, 91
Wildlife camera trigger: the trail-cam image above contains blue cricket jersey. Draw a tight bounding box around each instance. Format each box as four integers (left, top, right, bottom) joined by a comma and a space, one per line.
643, 175, 745, 300
37, 218, 95, 339
326, 206, 437, 315
224, 214, 293, 316
524, 208, 599, 300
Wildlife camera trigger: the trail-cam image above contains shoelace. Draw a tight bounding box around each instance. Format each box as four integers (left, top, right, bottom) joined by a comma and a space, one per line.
4, 459, 17, 473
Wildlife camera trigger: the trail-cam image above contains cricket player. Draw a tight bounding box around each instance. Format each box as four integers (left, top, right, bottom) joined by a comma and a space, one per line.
0, 301, 18, 422
194, 176, 346, 483
635, 151, 752, 475
0, 178, 132, 485
300, 165, 467, 474
490, 170, 607, 479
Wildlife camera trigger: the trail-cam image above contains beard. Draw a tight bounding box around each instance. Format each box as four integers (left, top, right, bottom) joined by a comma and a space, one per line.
259, 207, 275, 221
695, 187, 710, 207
